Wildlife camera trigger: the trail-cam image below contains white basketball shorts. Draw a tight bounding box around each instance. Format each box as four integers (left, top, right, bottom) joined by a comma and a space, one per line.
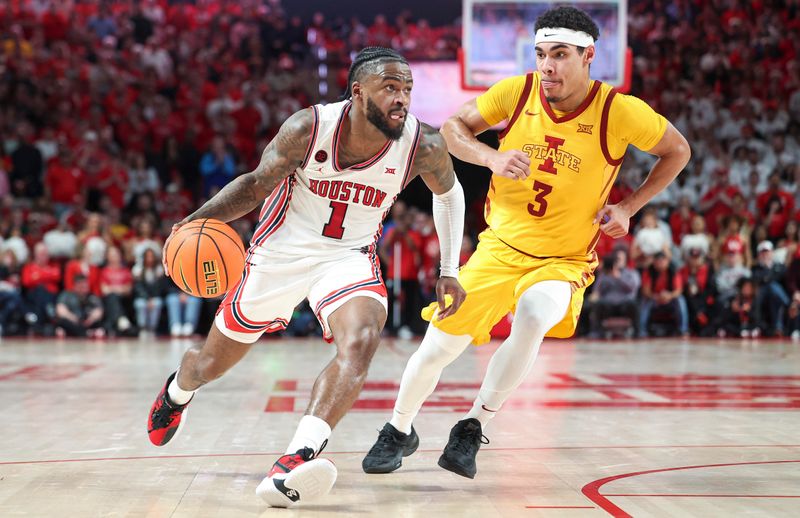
215, 249, 387, 344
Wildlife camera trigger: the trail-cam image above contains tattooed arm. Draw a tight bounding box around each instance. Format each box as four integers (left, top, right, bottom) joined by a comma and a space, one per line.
180, 108, 314, 224
409, 123, 456, 194
408, 123, 467, 319
162, 108, 313, 275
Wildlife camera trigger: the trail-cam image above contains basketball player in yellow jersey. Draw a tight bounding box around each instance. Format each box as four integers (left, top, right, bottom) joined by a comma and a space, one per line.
363, 6, 690, 479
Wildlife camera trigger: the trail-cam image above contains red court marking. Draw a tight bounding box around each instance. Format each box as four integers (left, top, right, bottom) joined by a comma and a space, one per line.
0, 364, 98, 382
604, 493, 800, 498
2, 446, 799, 467
582, 459, 800, 518
525, 505, 594, 509
268, 375, 800, 411
271, 380, 297, 391
264, 396, 295, 412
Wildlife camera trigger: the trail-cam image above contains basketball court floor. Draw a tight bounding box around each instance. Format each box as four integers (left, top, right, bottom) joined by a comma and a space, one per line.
2, 335, 799, 517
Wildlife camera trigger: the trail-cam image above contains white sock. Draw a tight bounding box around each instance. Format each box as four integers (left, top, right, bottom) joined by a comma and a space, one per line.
285, 415, 332, 455
389, 326, 473, 434
167, 370, 196, 405
465, 280, 571, 429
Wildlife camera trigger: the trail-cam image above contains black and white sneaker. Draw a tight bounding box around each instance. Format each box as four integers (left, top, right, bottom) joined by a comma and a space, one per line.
256, 447, 337, 508
362, 423, 419, 474
437, 418, 489, 479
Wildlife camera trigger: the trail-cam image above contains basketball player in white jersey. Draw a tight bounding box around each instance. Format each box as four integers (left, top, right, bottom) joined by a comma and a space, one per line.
146, 48, 467, 507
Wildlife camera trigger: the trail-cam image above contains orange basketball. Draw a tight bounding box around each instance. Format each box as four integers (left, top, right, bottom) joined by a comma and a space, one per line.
164, 219, 246, 298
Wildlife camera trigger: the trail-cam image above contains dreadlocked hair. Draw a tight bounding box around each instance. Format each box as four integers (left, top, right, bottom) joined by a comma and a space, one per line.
342, 47, 408, 100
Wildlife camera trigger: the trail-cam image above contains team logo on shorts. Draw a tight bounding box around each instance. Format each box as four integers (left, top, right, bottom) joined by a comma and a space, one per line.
315, 150, 328, 162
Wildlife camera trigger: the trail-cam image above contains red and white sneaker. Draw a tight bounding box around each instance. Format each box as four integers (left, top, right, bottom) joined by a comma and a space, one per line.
147, 372, 192, 446
256, 447, 337, 508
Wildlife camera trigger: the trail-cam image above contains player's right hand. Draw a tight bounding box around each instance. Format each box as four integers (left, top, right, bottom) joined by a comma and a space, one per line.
162, 222, 185, 278
486, 149, 531, 181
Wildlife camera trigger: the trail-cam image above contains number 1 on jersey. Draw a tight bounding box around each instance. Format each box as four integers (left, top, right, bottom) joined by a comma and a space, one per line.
322, 201, 348, 239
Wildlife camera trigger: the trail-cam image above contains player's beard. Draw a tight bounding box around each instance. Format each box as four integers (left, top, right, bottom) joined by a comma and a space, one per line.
366, 97, 405, 140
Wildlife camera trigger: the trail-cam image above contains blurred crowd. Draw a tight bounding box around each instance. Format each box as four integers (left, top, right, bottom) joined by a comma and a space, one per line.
1, 0, 799, 340
0, 0, 458, 338
584, 0, 800, 338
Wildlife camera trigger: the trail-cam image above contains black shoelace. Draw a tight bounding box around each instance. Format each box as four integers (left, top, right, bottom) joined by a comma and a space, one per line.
151, 399, 179, 429
369, 428, 403, 455
452, 428, 490, 455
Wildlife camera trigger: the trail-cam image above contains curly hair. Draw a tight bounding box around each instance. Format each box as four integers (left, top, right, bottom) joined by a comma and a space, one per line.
535, 5, 600, 53
342, 47, 408, 100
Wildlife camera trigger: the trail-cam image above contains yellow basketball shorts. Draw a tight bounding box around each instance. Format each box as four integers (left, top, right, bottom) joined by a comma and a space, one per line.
422, 230, 598, 345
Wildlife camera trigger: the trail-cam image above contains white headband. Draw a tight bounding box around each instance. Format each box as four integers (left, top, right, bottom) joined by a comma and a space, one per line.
534, 27, 595, 48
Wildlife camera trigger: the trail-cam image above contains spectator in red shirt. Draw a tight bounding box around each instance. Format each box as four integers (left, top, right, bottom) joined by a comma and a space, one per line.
757, 173, 794, 241
669, 195, 695, 245
231, 89, 266, 160
699, 167, 740, 235
379, 209, 424, 337
64, 243, 102, 296
640, 252, 689, 337
96, 155, 129, 210
413, 211, 439, 299
45, 148, 86, 218
21, 242, 62, 333
100, 245, 134, 336
41, 3, 68, 42
714, 215, 752, 268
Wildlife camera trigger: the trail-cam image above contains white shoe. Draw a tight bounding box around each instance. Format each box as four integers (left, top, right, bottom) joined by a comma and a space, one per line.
181, 322, 194, 337
791, 330, 800, 340
171, 324, 182, 337
397, 326, 414, 339
256, 450, 337, 508
118, 316, 131, 332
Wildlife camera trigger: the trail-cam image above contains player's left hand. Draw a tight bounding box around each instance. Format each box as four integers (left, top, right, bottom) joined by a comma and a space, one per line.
595, 204, 632, 239
435, 276, 466, 320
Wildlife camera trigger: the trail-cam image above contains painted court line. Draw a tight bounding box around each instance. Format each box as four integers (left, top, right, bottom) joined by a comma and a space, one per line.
3, 445, 800, 466
582, 459, 800, 518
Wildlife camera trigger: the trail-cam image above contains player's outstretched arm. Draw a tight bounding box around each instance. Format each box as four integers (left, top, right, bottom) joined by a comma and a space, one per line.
441, 99, 531, 181
595, 123, 691, 238
411, 123, 466, 319
181, 108, 314, 225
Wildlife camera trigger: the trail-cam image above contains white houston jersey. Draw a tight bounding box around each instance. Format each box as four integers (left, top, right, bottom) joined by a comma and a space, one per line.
249, 100, 421, 258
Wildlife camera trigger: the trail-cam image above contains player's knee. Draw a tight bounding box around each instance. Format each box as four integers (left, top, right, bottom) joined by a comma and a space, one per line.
515, 294, 557, 333
337, 325, 381, 370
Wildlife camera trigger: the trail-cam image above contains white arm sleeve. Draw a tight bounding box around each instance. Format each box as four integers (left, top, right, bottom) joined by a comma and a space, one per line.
432, 178, 465, 278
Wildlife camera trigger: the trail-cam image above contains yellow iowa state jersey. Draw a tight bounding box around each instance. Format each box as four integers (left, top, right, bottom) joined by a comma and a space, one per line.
476, 72, 667, 258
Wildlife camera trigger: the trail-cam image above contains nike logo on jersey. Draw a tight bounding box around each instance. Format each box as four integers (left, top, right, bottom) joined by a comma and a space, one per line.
524, 109, 539, 116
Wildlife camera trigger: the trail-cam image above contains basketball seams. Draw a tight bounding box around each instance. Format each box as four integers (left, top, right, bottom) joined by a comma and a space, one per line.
169, 238, 190, 294
199, 225, 246, 256
167, 218, 244, 298
194, 219, 209, 296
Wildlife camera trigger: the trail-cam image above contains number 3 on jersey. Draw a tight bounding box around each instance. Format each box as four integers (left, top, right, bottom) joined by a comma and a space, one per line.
322, 201, 348, 239
527, 180, 552, 217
